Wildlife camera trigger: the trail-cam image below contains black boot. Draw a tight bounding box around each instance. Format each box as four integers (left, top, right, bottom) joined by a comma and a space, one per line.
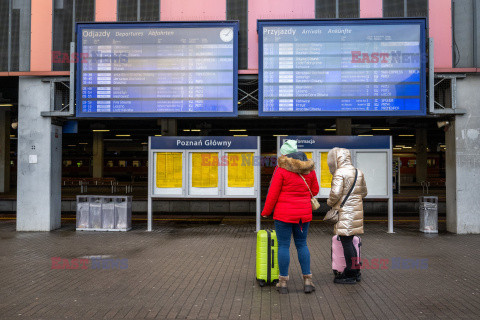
334, 272, 356, 285
356, 271, 361, 282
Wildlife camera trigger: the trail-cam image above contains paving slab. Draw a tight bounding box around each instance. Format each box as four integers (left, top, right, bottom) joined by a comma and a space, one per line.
0, 220, 479, 319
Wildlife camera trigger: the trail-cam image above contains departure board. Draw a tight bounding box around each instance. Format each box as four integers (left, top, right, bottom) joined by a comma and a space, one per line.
76, 22, 238, 117
258, 19, 426, 117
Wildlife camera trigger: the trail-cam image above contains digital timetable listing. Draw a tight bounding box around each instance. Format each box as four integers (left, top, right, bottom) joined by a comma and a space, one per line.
258, 19, 426, 116
76, 22, 238, 117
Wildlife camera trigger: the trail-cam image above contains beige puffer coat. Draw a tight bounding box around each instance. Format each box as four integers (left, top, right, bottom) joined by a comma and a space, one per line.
326, 148, 368, 236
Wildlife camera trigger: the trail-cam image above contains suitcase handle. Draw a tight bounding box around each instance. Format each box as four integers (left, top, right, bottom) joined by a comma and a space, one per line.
271, 249, 275, 268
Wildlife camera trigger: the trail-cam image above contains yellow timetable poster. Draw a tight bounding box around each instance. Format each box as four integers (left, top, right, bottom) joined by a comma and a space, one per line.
192, 153, 218, 188
305, 152, 313, 160
228, 153, 254, 188
321, 152, 333, 188
156, 152, 182, 188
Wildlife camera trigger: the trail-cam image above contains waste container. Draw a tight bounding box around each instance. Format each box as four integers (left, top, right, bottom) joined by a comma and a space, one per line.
102, 198, 116, 230
76, 196, 90, 229
89, 197, 103, 229
76, 195, 132, 231
115, 196, 132, 231
419, 196, 438, 233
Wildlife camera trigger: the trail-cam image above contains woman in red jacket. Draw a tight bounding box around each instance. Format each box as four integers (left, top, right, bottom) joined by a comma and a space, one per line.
261, 140, 319, 294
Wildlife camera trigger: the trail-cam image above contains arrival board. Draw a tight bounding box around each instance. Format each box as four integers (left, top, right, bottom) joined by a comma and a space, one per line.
258, 19, 426, 116
76, 22, 238, 117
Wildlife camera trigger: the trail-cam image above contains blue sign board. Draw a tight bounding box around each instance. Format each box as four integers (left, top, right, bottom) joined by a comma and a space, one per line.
281, 136, 391, 149
76, 22, 238, 118
258, 19, 426, 117
150, 136, 258, 150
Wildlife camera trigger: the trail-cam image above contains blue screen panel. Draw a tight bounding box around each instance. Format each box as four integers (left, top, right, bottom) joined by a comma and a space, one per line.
76, 22, 238, 118
258, 19, 427, 117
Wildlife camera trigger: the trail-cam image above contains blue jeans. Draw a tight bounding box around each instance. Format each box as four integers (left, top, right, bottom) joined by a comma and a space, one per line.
274, 220, 311, 277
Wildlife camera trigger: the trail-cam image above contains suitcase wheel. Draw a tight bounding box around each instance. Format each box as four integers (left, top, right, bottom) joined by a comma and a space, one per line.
258, 280, 266, 287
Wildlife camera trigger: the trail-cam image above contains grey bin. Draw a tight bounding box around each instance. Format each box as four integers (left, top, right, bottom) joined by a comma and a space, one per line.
115, 197, 132, 230
89, 197, 103, 229
102, 198, 116, 229
76, 197, 90, 229
419, 196, 438, 233
76, 196, 132, 231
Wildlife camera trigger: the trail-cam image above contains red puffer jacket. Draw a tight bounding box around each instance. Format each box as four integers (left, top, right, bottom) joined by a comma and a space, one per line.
261, 155, 319, 223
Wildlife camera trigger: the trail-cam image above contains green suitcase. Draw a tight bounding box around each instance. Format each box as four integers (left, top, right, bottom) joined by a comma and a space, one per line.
256, 230, 280, 286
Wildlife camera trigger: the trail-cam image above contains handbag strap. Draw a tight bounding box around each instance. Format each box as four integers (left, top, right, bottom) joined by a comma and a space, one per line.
340, 169, 357, 208
298, 174, 314, 198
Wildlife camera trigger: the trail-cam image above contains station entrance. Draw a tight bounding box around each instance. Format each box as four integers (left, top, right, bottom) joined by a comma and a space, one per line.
2, 114, 447, 220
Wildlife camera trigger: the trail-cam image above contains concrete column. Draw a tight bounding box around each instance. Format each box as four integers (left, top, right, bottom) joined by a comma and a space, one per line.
0, 109, 11, 192
17, 77, 62, 231
446, 76, 480, 234
92, 132, 104, 178
160, 119, 177, 136
336, 118, 352, 135
415, 128, 428, 183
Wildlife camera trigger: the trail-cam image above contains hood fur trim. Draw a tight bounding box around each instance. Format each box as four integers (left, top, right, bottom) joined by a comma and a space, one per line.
278, 156, 315, 174
327, 147, 353, 174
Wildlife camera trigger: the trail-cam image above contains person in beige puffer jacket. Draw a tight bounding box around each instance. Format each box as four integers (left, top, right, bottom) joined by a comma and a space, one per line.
326, 147, 367, 284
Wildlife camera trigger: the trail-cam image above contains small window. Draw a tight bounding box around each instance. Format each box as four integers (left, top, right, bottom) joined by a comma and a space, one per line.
383, 0, 428, 18
118, 0, 138, 21
118, 0, 160, 22
383, 0, 404, 17
407, 0, 428, 17
316, 0, 336, 19
53, 0, 94, 71
316, 0, 359, 19
140, 0, 159, 21
339, 0, 359, 18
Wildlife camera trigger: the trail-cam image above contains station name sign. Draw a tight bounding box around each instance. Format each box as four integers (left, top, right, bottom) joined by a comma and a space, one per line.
150, 136, 258, 150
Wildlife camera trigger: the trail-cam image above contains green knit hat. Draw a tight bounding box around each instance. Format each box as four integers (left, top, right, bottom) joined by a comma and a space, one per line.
280, 140, 298, 155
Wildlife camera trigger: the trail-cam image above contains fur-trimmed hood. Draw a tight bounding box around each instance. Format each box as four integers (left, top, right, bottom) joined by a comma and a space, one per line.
327, 147, 353, 174
278, 155, 315, 175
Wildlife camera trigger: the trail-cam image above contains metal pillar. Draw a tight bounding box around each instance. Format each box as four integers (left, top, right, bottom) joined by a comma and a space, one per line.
336, 118, 352, 135
160, 119, 177, 136
93, 132, 104, 178
416, 128, 428, 183
17, 77, 62, 231
0, 109, 11, 192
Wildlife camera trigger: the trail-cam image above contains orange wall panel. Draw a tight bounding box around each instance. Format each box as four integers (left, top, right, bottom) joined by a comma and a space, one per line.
160, 0, 226, 21
360, 0, 382, 18
30, 0, 52, 72
429, 0, 453, 69
96, 0, 117, 21
248, 0, 315, 70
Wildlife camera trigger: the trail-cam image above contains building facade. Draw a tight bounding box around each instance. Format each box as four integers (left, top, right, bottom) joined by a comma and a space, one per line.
0, 0, 478, 233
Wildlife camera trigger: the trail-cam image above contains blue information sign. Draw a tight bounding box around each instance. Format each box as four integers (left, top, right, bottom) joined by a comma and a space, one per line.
76, 22, 238, 118
258, 19, 426, 117
280, 136, 391, 149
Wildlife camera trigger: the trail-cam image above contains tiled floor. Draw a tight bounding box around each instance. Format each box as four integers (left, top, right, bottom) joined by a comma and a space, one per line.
0, 219, 479, 319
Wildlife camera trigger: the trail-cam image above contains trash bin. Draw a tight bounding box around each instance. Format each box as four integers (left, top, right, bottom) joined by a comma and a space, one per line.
115, 196, 132, 231
76, 195, 132, 231
76, 196, 90, 229
102, 198, 115, 230
89, 197, 103, 229
419, 196, 438, 233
